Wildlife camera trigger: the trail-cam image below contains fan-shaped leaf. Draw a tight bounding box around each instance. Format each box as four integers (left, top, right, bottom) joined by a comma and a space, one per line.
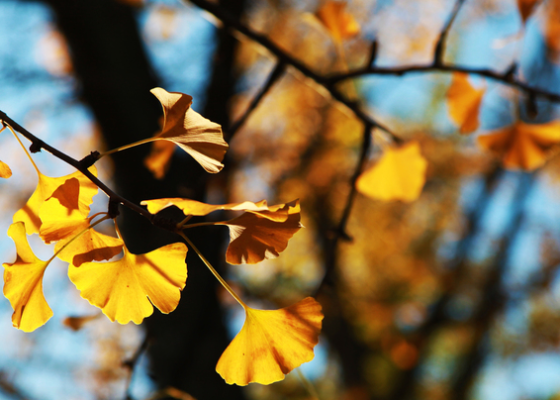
446, 73, 485, 134
356, 142, 427, 202
216, 297, 323, 386
3, 222, 52, 332
316, 1, 360, 43
151, 87, 228, 173
0, 160, 12, 178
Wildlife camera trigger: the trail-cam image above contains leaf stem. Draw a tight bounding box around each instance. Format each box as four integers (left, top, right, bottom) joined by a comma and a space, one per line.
98, 137, 157, 158
181, 221, 224, 229
296, 368, 321, 400
179, 232, 247, 309
47, 214, 112, 264
6, 123, 40, 175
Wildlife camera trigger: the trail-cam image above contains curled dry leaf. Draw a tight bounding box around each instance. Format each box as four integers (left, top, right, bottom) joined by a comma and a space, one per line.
477, 120, 560, 170
316, 1, 360, 43
68, 239, 187, 324
3, 222, 52, 332
446, 73, 485, 134
151, 87, 228, 173
13, 166, 98, 235
0, 160, 12, 178
216, 297, 323, 386
357, 142, 428, 202
219, 200, 302, 264
62, 312, 102, 331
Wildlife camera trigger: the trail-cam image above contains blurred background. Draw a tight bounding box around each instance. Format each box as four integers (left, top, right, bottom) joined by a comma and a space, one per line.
1, 0, 560, 399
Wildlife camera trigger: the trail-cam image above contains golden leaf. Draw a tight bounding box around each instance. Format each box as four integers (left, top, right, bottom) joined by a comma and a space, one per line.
216, 297, 323, 386
3, 222, 52, 332
151, 87, 228, 173
316, 1, 360, 43
219, 200, 302, 264
68, 240, 187, 324
477, 120, 560, 170
141, 198, 289, 221
356, 142, 428, 202
446, 73, 485, 134
0, 160, 12, 178
13, 166, 98, 235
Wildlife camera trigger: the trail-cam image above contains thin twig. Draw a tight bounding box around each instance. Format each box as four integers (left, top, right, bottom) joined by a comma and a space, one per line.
123, 334, 151, 400
228, 61, 286, 138
434, 0, 465, 65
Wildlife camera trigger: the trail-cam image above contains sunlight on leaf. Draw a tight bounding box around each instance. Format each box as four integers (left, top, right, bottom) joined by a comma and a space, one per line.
446, 73, 485, 134
3, 222, 53, 332
0, 160, 12, 178
316, 1, 360, 43
219, 200, 302, 264
151, 87, 228, 173
13, 166, 98, 235
477, 120, 560, 170
216, 297, 323, 386
68, 239, 187, 324
356, 142, 428, 202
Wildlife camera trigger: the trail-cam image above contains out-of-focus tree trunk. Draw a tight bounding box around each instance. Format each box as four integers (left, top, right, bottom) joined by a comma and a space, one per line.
40, 0, 245, 398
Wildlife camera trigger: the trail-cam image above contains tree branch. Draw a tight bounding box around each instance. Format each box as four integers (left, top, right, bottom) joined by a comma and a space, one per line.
434, 0, 465, 65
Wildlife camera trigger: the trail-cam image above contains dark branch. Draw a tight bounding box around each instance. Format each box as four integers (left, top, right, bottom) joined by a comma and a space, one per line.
434, 0, 465, 65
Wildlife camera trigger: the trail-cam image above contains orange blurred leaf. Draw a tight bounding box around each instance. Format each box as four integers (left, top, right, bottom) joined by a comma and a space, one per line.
62, 312, 101, 331
0, 160, 12, 178
144, 140, 176, 179
316, 1, 360, 43
68, 239, 187, 324
216, 297, 323, 385
3, 222, 53, 332
151, 87, 228, 173
517, 0, 539, 23
446, 73, 485, 134
13, 166, 98, 235
218, 200, 302, 264
356, 142, 428, 202
477, 120, 560, 170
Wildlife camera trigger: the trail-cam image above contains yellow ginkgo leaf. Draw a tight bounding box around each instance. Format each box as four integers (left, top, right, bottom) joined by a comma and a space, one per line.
477, 120, 560, 170
446, 73, 485, 134
3, 222, 53, 332
151, 87, 229, 173
13, 166, 98, 235
0, 160, 12, 178
68, 240, 188, 324
141, 198, 289, 222
356, 142, 428, 202
218, 200, 302, 264
144, 140, 176, 179
316, 1, 360, 43
216, 297, 323, 386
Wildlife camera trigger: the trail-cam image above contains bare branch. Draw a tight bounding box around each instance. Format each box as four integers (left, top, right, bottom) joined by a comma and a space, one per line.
434, 0, 466, 65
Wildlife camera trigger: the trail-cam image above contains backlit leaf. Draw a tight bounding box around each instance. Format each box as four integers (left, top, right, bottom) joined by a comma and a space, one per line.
0, 160, 12, 178
446, 73, 485, 134
3, 222, 52, 332
477, 120, 560, 170
151, 87, 228, 173
13, 166, 98, 235
216, 297, 323, 386
316, 1, 360, 43
357, 142, 428, 202
219, 200, 302, 264
68, 239, 187, 324
141, 198, 289, 222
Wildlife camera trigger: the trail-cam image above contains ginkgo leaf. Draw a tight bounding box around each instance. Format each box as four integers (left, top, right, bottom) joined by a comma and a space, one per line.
68, 240, 188, 324
13, 166, 98, 235
477, 120, 560, 170
3, 222, 53, 332
216, 297, 323, 386
141, 198, 289, 222
0, 160, 12, 178
446, 73, 485, 134
144, 140, 176, 179
356, 142, 428, 202
151, 87, 228, 173
218, 200, 302, 264
316, 1, 360, 44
